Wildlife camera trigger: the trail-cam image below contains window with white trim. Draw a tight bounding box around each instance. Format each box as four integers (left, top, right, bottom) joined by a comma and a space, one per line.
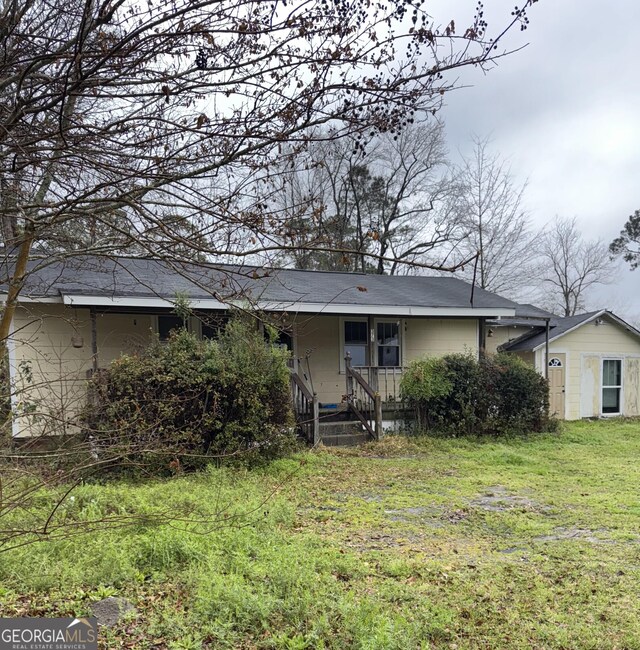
344, 320, 368, 366
376, 320, 400, 367
602, 359, 622, 414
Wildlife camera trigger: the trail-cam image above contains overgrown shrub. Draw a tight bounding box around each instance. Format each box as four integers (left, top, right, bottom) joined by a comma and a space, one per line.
86, 317, 295, 472
428, 353, 482, 435
397, 357, 451, 430
401, 352, 553, 436
480, 353, 551, 435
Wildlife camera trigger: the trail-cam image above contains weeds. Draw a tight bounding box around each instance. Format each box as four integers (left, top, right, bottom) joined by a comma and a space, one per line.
1, 420, 640, 648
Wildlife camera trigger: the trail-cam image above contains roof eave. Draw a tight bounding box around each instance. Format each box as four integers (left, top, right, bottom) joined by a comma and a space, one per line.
53, 294, 516, 317
527, 310, 608, 352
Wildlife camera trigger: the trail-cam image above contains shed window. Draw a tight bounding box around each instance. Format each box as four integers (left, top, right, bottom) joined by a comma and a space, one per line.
602, 359, 622, 414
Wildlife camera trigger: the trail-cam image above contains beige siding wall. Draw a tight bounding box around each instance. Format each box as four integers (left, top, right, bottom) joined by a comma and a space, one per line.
295, 316, 479, 405
531, 317, 640, 420
404, 318, 478, 361
295, 316, 344, 406
486, 325, 534, 354
11, 305, 155, 437
12, 307, 485, 434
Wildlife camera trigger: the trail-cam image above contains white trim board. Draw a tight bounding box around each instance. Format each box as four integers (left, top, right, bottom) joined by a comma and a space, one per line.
61, 294, 516, 318
601, 357, 624, 417
529, 310, 640, 352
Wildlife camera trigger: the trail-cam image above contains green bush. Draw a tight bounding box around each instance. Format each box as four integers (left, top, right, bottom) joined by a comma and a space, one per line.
86, 317, 295, 472
397, 357, 451, 430
481, 353, 551, 435
429, 353, 482, 435
401, 352, 553, 436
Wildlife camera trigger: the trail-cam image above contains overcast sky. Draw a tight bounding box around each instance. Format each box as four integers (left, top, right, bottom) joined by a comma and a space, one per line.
431, 0, 640, 319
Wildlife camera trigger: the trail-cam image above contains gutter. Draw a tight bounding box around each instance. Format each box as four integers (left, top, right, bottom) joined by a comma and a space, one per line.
60, 294, 516, 318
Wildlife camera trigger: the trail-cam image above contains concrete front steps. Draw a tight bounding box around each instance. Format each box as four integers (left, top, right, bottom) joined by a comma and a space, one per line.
318, 421, 373, 447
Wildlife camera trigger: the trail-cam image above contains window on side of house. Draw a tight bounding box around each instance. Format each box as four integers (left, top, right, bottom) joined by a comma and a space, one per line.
157, 314, 186, 341
200, 315, 228, 340
376, 320, 400, 367
344, 320, 368, 367
263, 325, 293, 352
273, 330, 293, 352
602, 359, 622, 414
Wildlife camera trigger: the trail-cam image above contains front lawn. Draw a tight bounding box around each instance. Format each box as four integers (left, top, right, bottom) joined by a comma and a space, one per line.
2, 420, 640, 649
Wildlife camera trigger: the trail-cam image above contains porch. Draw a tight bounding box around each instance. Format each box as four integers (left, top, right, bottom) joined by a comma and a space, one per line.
290, 354, 411, 446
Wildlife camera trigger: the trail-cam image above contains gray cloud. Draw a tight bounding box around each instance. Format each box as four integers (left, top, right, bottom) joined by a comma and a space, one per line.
431, 0, 640, 316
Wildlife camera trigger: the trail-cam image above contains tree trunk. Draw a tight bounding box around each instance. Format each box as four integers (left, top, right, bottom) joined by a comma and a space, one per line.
0, 224, 35, 358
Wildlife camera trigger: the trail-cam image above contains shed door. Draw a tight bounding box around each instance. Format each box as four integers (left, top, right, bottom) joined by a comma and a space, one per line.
548, 354, 566, 418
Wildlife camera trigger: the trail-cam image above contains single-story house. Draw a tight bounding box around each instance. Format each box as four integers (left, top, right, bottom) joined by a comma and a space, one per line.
2, 256, 640, 439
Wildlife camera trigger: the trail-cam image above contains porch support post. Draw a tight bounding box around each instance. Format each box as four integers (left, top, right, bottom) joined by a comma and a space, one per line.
544, 318, 550, 381
345, 352, 353, 400
478, 317, 486, 359
374, 393, 383, 441
90, 307, 98, 373
312, 393, 320, 446
368, 315, 378, 392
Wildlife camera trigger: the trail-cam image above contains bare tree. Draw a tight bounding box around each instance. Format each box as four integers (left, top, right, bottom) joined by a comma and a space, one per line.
610, 209, 640, 270
275, 122, 464, 274
0, 0, 541, 549
0, 0, 539, 355
444, 136, 537, 298
538, 217, 614, 317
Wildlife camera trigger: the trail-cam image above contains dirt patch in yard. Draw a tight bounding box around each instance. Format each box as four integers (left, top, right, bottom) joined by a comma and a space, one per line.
384, 505, 445, 525
471, 485, 550, 513
534, 527, 613, 544
343, 531, 412, 551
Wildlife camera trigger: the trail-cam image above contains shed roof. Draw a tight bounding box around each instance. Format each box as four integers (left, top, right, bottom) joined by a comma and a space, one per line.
501, 310, 640, 352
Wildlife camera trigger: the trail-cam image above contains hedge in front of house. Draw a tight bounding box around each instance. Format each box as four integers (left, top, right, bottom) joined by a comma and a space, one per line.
86, 318, 295, 471
401, 352, 553, 436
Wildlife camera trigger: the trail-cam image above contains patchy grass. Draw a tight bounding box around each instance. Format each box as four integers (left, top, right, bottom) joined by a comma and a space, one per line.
2, 420, 640, 648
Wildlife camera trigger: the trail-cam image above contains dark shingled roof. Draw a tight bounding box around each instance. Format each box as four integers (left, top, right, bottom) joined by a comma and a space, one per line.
502, 311, 603, 351
487, 303, 558, 329
514, 304, 558, 319
5, 256, 520, 312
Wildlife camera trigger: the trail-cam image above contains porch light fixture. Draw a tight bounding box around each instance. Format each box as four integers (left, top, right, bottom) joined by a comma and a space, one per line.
71, 334, 84, 348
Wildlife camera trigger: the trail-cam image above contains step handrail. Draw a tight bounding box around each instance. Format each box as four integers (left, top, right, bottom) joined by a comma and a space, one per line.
344, 353, 383, 441
290, 369, 320, 445
291, 370, 314, 401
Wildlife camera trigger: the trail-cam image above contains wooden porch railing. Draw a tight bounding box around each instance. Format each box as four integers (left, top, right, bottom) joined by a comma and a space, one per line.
351, 365, 405, 404
290, 370, 320, 445
345, 354, 383, 440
